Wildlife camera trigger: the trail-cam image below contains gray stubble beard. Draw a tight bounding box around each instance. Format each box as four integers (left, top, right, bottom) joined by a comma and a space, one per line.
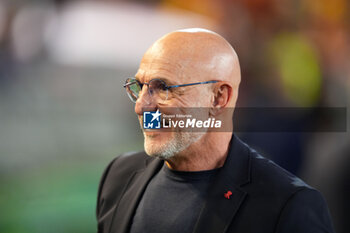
143, 131, 205, 160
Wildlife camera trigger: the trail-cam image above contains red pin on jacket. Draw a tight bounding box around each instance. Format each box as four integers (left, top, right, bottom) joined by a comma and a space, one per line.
224, 191, 232, 199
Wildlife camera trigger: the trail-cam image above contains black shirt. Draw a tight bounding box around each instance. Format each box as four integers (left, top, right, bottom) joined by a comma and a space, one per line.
130, 163, 220, 233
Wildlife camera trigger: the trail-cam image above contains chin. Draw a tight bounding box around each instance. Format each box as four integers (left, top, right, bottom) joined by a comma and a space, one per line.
143, 131, 205, 160
143, 133, 175, 159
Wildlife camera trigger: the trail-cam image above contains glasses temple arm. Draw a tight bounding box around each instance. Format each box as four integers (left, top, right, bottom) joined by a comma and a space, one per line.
167, 80, 218, 89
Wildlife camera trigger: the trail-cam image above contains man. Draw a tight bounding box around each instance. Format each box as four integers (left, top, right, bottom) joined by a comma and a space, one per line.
96, 29, 334, 233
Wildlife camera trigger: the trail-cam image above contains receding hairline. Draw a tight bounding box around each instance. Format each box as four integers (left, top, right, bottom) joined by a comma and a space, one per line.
152, 28, 238, 61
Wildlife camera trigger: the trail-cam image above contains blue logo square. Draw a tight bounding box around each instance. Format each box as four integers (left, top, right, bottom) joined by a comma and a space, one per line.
143, 110, 161, 129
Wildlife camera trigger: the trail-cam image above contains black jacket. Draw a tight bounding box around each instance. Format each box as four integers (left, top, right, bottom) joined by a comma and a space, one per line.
96, 134, 334, 233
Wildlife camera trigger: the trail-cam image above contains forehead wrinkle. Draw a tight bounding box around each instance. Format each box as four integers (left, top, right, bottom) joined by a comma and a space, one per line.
143, 56, 185, 72
138, 57, 186, 84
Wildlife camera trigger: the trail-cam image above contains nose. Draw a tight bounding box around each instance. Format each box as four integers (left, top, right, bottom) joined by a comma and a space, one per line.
135, 86, 158, 116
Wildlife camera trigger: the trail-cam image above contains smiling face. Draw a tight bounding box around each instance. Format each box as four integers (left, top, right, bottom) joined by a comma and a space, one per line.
135, 49, 212, 159
134, 29, 241, 160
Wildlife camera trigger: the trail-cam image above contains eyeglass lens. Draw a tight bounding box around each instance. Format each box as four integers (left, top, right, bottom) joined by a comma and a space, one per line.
125, 78, 168, 103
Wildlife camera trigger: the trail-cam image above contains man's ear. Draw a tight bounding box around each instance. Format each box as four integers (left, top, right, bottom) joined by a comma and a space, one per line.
210, 83, 232, 116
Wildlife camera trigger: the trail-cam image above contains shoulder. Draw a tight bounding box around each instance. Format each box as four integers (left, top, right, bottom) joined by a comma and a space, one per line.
273, 185, 334, 232
96, 151, 153, 216
102, 151, 151, 181
247, 147, 311, 194
236, 143, 334, 232
239, 143, 321, 214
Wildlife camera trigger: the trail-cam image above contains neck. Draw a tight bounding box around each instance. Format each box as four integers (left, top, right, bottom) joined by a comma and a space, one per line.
165, 132, 232, 171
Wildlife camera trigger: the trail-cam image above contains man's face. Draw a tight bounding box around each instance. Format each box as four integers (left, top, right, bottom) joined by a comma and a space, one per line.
134, 47, 212, 159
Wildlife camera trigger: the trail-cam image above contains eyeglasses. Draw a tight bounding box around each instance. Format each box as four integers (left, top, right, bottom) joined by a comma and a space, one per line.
123, 77, 218, 103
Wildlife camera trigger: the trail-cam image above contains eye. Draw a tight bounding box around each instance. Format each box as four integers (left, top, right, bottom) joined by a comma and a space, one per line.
150, 79, 168, 91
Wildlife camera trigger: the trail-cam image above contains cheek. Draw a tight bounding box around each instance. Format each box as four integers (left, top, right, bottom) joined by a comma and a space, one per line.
193, 88, 213, 106
199, 88, 213, 106
165, 93, 200, 108
160, 94, 187, 107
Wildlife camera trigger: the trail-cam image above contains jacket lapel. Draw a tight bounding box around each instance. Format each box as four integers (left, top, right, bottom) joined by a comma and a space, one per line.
109, 157, 163, 233
193, 135, 251, 233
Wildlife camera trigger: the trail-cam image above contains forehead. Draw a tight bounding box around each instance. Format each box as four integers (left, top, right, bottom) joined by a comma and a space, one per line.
135, 56, 187, 83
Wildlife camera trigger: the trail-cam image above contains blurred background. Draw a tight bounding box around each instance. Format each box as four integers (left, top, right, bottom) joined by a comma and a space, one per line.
0, 0, 348, 232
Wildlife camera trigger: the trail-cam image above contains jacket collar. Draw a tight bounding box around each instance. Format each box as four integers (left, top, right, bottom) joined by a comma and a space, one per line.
192, 134, 251, 233
220, 134, 251, 186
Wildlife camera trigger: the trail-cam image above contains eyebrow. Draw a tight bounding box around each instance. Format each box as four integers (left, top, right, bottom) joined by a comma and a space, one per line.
135, 76, 176, 86
153, 76, 175, 85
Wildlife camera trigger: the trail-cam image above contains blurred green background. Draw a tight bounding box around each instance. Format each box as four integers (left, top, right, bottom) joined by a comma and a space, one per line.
0, 0, 349, 233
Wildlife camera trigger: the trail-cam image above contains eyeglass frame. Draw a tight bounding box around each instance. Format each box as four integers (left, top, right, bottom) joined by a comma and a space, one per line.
123, 78, 219, 103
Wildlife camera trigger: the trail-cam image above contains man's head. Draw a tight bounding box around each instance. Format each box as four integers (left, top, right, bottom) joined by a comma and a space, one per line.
133, 28, 241, 160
